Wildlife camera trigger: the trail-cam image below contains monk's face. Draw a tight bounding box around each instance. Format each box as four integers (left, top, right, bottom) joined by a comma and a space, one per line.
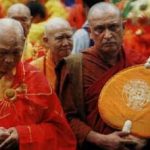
46, 28, 73, 63
8, 10, 32, 37
0, 29, 24, 75
90, 11, 123, 56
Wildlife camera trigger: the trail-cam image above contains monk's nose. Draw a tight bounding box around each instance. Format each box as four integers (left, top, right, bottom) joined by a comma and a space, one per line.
104, 29, 112, 39
62, 38, 69, 46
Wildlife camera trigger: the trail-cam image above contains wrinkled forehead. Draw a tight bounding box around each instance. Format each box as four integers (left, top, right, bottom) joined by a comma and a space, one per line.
89, 10, 122, 26
45, 18, 72, 35
46, 26, 72, 37
53, 29, 73, 38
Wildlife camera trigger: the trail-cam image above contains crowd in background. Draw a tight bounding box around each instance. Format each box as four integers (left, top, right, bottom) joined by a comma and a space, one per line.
0, 1, 150, 150
0, 0, 149, 64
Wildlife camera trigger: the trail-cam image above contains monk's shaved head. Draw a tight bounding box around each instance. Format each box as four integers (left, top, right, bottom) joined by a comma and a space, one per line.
7, 3, 32, 37
88, 2, 121, 24
0, 18, 25, 77
7, 3, 31, 17
44, 17, 71, 36
0, 18, 25, 45
43, 17, 73, 65
87, 2, 123, 58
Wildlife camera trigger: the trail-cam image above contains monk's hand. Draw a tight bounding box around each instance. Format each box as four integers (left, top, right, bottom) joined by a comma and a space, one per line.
86, 131, 137, 150
126, 135, 147, 150
0, 127, 10, 143
0, 127, 19, 150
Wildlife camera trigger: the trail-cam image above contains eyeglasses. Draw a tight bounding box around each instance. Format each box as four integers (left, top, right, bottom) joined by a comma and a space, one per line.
92, 23, 122, 35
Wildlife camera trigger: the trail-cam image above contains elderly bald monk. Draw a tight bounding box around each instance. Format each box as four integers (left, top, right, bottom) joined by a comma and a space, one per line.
31, 17, 73, 89
7, 3, 42, 62
0, 18, 76, 150
56, 2, 149, 150
7, 3, 32, 38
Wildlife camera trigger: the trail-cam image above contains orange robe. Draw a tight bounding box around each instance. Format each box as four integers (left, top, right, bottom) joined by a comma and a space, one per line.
0, 62, 76, 150
30, 52, 56, 89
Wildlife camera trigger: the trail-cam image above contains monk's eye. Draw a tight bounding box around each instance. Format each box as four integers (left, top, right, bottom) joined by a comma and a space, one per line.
93, 25, 105, 34
55, 36, 64, 41
108, 24, 121, 32
0, 51, 8, 56
13, 51, 20, 55
66, 35, 72, 40
21, 17, 29, 22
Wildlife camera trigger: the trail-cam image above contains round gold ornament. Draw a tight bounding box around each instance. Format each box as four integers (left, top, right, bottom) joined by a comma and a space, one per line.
4, 88, 16, 101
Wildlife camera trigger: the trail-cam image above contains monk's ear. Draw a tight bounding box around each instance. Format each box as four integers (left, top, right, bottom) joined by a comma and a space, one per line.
88, 27, 91, 33
122, 19, 126, 30
30, 16, 33, 23
28, 16, 33, 27
89, 27, 94, 40
43, 36, 48, 43
43, 36, 49, 48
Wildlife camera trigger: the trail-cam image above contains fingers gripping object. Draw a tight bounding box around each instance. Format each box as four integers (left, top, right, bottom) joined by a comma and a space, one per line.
122, 120, 132, 133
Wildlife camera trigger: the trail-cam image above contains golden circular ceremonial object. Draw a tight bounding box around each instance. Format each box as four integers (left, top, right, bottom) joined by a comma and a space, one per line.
98, 65, 150, 138
4, 88, 16, 101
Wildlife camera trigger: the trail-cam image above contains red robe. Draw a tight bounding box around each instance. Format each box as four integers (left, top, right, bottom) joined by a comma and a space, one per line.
56, 46, 131, 149
83, 47, 130, 134
0, 62, 76, 150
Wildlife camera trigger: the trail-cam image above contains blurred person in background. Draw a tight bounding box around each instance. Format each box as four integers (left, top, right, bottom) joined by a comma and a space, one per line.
31, 17, 73, 89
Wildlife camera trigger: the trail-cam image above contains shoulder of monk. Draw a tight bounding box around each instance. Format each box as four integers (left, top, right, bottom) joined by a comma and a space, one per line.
55, 54, 82, 74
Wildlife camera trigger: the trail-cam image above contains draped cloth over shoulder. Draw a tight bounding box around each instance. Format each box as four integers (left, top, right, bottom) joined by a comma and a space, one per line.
0, 62, 76, 150
98, 65, 150, 138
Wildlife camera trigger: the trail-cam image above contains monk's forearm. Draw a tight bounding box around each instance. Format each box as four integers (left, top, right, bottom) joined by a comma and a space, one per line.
70, 118, 92, 145
86, 130, 105, 146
